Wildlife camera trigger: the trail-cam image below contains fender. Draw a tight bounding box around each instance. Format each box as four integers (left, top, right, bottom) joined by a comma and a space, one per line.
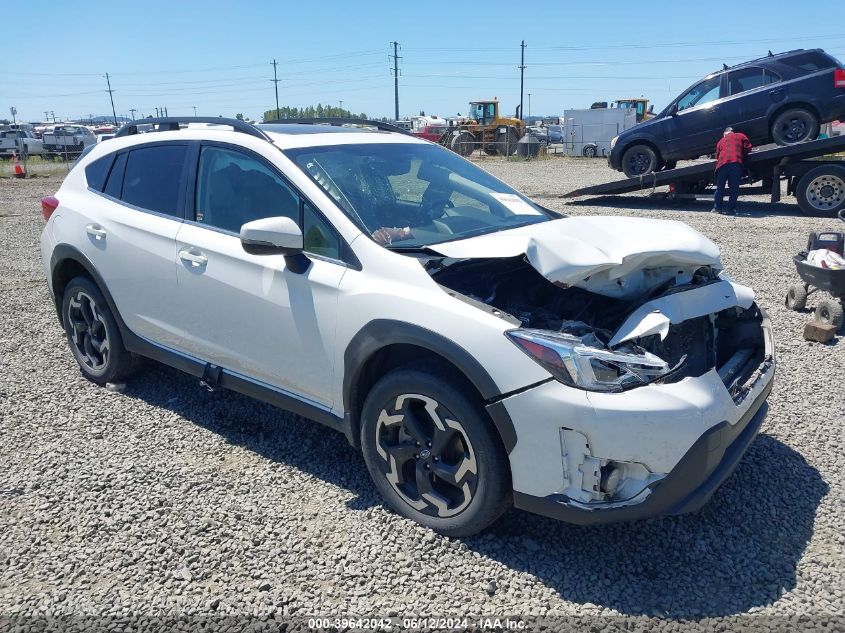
342, 319, 517, 452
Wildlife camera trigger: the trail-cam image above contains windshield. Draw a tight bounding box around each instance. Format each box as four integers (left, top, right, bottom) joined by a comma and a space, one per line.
284, 142, 552, 248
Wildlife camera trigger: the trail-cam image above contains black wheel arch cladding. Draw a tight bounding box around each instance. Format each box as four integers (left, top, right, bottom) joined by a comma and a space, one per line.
342, 319, 517, 453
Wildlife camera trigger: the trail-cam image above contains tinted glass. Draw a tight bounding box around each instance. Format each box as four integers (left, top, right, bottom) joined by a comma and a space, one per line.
195, 145, 298, 233
728, 67, 772, 94
285, 143, 551, 249
781, 52, 835, 72
677, 76, 722, 111
121, 145, 187, 216
85, 153, 115, 192
303, 200, 340, 259
104, 152, 127, 199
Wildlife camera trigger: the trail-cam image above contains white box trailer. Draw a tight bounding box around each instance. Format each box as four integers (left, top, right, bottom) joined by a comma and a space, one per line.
562, 107, 637, 158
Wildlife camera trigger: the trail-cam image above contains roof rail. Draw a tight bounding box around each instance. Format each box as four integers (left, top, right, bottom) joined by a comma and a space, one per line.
260, 118, 412, 136
114, 116, 271, 141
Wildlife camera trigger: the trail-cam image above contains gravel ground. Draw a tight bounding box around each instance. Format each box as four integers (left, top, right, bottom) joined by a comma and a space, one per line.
1, 159, 843, 632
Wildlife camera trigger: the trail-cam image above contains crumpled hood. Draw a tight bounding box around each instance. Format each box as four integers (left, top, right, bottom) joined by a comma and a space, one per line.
429, 216, 722, 298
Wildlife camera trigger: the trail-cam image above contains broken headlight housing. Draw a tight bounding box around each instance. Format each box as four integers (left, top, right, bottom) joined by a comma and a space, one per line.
507, 329, 670, 392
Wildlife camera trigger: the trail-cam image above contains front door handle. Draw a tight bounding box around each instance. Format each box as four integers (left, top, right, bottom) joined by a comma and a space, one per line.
85, 224, 107, 240
179, 249, 208, 267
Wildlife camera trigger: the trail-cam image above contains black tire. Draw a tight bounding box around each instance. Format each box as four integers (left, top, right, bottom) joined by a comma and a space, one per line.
622, 143, 660, 177
815, 299, 844, 329
61, 276, 141, 384
771, 108, 819, 146
582, 144, 598, 158
785, 284, 808, 311
452, 132, 475, 157
360, 366, 511, 537
497, 127, 520, 156
795, 165, 845, 217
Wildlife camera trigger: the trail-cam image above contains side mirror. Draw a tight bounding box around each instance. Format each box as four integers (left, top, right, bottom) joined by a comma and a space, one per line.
667, 103, 678, 116
240, 216, 303, 256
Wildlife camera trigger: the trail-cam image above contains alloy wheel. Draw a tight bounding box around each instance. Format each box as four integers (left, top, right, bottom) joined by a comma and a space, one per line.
66, 290, 110, 371
778, 114, 812, 143
374, 394, 478, 518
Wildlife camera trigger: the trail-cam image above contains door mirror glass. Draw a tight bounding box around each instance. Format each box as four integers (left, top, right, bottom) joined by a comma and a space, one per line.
240, 216, 303, 256
667, 102, 678, 116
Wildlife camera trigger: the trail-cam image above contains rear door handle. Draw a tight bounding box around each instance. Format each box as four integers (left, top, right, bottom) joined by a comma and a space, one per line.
179, 249, 208, 267
85, 224, 107, 240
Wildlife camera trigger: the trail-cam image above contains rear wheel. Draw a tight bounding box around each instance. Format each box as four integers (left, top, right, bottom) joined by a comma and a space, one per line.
61, 276, 141, 384
360, 366, 510, 537
795, 165, 845, 216
582, 144, 598, 158
815, 299, 844, 329
771, 108, 819, 146
622, 144, 660, 177
497, 127, 520, 156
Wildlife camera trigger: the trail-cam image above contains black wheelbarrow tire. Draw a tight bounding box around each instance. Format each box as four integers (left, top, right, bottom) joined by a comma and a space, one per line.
785, 284, 808, 311
815, 298, 844, 329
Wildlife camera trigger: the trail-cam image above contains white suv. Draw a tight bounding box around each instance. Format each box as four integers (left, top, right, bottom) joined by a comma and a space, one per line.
39, 117, 775, 536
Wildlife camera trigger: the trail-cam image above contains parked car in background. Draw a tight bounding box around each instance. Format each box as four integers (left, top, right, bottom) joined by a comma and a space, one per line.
609, 48, 845, 177
547, 125, 564, 144
40, 117, 774, 536
43, 124, 96, 159
0, 128, 44, 158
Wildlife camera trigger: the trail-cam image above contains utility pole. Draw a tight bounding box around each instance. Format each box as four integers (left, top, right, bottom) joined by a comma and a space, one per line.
105, 73, 118, 126
519, 41, 526, 121
339, 100, 343, 116
155, 107, 159, 117
527, 93, 532, 121
43, 111, 49, 123
271, 59, 280, 121
129, 108, 136, 120
164, 107, 168, 117
390, 41, 401, 121
192, 106, 197, 116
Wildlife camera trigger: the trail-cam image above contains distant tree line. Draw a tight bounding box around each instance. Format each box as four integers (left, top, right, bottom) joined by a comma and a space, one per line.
262, 105, 370, 121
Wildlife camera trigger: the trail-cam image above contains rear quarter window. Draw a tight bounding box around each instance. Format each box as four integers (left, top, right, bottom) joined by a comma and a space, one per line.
780, 52, 836, 72
85, 154, 115, 192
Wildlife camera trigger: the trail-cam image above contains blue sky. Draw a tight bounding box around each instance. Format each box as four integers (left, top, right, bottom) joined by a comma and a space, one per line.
4, 1, 844, 122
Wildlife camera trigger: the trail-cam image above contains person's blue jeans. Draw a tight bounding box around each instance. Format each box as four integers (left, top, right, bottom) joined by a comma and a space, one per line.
714, 162, 743, 212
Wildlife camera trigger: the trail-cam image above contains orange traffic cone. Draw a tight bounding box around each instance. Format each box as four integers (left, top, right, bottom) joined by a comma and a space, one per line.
12, 152, 25, 179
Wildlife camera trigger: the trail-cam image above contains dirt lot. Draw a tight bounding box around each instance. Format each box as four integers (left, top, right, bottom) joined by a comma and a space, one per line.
1, 158, 843, 632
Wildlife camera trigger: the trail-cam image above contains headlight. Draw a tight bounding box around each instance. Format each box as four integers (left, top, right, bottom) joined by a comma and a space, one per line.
507, 329, 670, 392
610, 135, 619, 150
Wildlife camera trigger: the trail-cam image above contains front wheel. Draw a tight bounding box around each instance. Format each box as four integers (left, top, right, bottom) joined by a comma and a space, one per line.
771, 108, 819, 145
360, 367, 511, 537
622, 143, 660, 177
61, 276, 141, 384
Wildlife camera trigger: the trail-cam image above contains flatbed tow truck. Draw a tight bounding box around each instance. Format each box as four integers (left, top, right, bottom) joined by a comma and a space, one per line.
564, 136, 845, 216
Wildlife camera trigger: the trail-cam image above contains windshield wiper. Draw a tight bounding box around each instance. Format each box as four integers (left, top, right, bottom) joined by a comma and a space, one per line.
384, 244, 441, 254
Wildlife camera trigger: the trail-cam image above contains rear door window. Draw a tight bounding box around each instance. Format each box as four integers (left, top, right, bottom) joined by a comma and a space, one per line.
728, 66, 777, 95
120, 144, 188, 216
103, 152, 127, 199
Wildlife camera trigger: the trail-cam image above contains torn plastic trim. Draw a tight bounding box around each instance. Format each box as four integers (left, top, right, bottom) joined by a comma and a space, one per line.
609, 279, 755, 348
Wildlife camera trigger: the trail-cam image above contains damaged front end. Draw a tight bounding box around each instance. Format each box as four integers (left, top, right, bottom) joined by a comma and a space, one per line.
433, 255, 770, 399
433, 254, 774, 513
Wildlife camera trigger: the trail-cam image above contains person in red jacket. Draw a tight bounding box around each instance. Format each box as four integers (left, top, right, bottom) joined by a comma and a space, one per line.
713, 126, 752, 214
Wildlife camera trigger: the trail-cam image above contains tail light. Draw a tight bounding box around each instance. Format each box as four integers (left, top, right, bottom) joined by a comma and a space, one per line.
835, 69, 845, 88
41, 196, 59, 221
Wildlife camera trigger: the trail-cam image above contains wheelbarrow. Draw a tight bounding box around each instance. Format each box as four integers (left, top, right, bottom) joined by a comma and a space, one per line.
785, 215, 845, 329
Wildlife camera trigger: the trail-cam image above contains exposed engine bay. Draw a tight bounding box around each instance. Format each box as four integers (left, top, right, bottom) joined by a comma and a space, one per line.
431, 255, 768, 394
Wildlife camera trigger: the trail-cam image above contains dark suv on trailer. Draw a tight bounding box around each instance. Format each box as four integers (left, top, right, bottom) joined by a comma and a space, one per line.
609, 49, 845, 177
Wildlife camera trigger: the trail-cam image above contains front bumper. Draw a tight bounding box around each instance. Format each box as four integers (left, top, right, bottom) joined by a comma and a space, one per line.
492, 312, 775, 525
511, 378, 771, 525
